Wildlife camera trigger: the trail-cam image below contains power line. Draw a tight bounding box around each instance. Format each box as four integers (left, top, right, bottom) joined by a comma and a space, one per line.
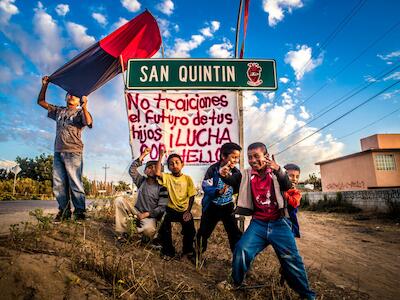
296, 18, 400, 108
267, 63, 400, 149
275, 80, 400, 155
295, 0, 367, 80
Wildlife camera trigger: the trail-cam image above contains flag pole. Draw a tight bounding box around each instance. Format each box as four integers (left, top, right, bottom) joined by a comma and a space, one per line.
235, 0, 244, 172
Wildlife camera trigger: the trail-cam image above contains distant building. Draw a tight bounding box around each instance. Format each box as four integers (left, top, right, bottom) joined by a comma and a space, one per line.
316, 134, 400, 192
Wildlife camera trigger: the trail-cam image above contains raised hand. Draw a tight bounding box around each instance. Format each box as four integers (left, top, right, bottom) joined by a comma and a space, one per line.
42, 76, 49, 85
266, 154, 280, 171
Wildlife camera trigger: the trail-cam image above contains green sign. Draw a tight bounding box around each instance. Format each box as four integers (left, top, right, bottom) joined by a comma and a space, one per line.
126, 59, 277, 90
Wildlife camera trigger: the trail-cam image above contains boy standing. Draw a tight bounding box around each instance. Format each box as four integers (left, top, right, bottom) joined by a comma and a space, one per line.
37, 76, 92, 221
115, 148, 168, 240
219, 143, 315, 299
196, 142, 242, 254
155, 150, 197, 259
284, 163, 302, 238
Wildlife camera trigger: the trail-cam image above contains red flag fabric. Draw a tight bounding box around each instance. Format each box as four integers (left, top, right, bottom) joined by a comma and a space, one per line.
240, 0, 250, 58
50, 10, 161, 97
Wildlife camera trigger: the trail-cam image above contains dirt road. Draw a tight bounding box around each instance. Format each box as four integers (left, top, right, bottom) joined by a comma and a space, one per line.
297, 212, 400, 299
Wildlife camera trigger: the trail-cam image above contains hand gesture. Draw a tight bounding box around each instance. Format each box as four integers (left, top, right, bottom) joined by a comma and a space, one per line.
139, 147, 151, 161
266, 154, 280, 171
219, 164, 232, 177
159, 148, 166, 159
219, 184, 229, 195
42, 76, 49, 85
81, 96, 88, 108
183, 210, 192, 222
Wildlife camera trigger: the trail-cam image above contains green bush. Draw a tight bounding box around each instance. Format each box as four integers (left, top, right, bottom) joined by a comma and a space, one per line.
0, 194, 16, 201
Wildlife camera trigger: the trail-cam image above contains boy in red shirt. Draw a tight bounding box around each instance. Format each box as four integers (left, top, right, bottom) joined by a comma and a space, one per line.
284, 163, 302, 238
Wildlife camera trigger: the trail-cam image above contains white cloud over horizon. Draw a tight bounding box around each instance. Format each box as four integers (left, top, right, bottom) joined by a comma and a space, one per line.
66, 22, 96, 50
262, 0, 303, 27
156, 0, 174, 16
284, 44, 323, 80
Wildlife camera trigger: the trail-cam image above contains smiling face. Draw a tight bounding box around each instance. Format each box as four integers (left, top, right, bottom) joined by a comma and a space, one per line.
65, 93, 80, 107
221, 149, 240, 167
287, 169, 300, 188
168, 157, 184, 175
247, 147, 268, 172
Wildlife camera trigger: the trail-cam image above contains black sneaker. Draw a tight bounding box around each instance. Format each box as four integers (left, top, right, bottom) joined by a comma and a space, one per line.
74, 213, 86, 221
54, 210, 71, 223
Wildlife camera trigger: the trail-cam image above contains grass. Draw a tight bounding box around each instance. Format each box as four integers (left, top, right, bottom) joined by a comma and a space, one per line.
1, 198, 370, 299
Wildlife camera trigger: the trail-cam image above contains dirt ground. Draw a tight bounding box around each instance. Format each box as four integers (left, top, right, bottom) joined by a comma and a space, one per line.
0, 204, 399, 299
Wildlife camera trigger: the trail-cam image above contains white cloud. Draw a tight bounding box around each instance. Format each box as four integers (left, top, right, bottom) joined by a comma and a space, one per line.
208, 39, 233, 58
299, 105, 310, 119
262, 91, 275, 101
0, 0, 19, 24
157, 0, 174, 16
112, 17, 129, 30
279, 77, 289, 84
243, 91, 259, 107
92, 12, 107, 26
382, 89, 400, 100
158, 18, 171, 38
66, 22, 96, 50
55, 4, 69, 16
200, 20, 220, 37
284, 44, 323, 80
121, 0, 141, 12
262, 0, 303, 27
377, 50, 400, 64
383, 71, 400, 81
166, 34, 205, 58
243, 92, 344, 178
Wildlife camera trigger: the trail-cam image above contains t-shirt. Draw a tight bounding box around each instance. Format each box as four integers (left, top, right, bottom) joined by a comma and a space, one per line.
48, 105, 92, 153
158, 173, 197, 212
213, 177, 234, 206
250, 169, 280, 221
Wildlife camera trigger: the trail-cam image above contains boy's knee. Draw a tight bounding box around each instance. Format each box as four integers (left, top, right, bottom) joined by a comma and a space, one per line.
143, 227, 156, 238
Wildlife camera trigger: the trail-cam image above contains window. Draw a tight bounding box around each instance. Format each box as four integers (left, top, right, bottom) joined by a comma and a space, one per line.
375, 154, 396, 171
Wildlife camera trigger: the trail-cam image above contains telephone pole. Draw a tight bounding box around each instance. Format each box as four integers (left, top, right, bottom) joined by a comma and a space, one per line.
102, 164, 110, 184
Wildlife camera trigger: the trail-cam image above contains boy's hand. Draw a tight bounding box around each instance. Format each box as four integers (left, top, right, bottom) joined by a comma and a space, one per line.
139, 147, 151, 161
183, 211, 192, 222
219, 164, 232, 177
137, 212, 150, 220
159, 148, 166, 159
81, 96, 88, 108
266, 154, 280, 171
42, 76, 49, 86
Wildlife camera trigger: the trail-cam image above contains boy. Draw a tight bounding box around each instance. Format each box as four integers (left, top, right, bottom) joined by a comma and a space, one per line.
284, 163, 302, 238
155, 150, 197, 259
219, 143, 315, 299
115, 148, 168, 240
37, 76, 92, 221
196, 142, 242, 254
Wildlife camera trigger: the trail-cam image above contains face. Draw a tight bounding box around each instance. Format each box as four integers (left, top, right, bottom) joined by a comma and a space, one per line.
144, 164, 156, 178
248, 147, 268, 171
287, 169, 300, 188
168, 157, 183, 175
221, 150, 240, 166
65, 94, 80, 107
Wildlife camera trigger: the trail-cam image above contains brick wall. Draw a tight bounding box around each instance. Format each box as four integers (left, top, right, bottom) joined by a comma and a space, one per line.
304, 188, 400, 212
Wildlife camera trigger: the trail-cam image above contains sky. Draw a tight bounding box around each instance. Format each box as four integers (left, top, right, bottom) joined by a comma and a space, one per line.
0, 0, 399, 186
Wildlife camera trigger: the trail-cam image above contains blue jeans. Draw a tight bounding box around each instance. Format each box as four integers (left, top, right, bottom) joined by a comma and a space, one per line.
53, 152, 86, 214
232, 218, 315, 300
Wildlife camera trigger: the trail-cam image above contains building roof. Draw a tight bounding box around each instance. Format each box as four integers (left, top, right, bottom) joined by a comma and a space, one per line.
315, 148, 400, 165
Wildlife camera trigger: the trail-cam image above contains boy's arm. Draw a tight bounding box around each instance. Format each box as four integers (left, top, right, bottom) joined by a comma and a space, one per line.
202, 166, 220, 197
268, 155, 291, 192
80, 96, 93, 127
219, 165, 242, 189
37, 76, 51, 110
128, 148, 150, 188
155, 148, 165, 177
183, 195, 195, 222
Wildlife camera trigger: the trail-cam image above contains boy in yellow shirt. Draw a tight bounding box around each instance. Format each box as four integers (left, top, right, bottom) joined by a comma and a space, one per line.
155, 150, 197, 259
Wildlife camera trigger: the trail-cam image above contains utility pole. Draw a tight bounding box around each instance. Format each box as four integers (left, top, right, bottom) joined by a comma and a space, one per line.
102, 164, 110, 184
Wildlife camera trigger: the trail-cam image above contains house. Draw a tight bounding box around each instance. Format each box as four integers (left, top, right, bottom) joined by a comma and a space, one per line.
315, 134, 400, 192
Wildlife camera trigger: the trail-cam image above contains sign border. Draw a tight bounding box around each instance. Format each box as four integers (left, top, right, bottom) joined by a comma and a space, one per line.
126, 58, 278, 90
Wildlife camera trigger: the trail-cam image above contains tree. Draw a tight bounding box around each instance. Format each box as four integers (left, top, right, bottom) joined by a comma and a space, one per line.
15, 153, 53, 181
114, 181, 131, 192
83, 176, 92, 195
304, 173, 322, 191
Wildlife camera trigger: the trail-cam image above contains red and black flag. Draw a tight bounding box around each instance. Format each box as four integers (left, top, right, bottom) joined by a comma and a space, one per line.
49, 10, 161, 97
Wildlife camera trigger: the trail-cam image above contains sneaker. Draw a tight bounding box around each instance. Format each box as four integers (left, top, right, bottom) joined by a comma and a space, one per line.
74, 213, 86, 221
54, 210, 71, 223
217, 280, 240, 292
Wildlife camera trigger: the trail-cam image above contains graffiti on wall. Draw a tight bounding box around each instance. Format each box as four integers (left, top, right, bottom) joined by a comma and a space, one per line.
326, 181, 365, 191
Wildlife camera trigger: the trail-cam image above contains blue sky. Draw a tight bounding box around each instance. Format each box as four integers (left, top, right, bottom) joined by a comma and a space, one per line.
0, 0, 399, 185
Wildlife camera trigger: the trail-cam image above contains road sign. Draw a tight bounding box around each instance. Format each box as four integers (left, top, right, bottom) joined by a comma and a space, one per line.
126, 59, 277, 90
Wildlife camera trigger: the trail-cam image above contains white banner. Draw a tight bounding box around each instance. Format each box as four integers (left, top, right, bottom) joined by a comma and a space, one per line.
125, 91, 239, 165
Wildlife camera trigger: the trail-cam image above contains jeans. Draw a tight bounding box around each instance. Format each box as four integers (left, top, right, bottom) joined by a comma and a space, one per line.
232, 218, 315, 300
159, 207, 196, 256
53, 152, 86, 214
196, 202, 242, 253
